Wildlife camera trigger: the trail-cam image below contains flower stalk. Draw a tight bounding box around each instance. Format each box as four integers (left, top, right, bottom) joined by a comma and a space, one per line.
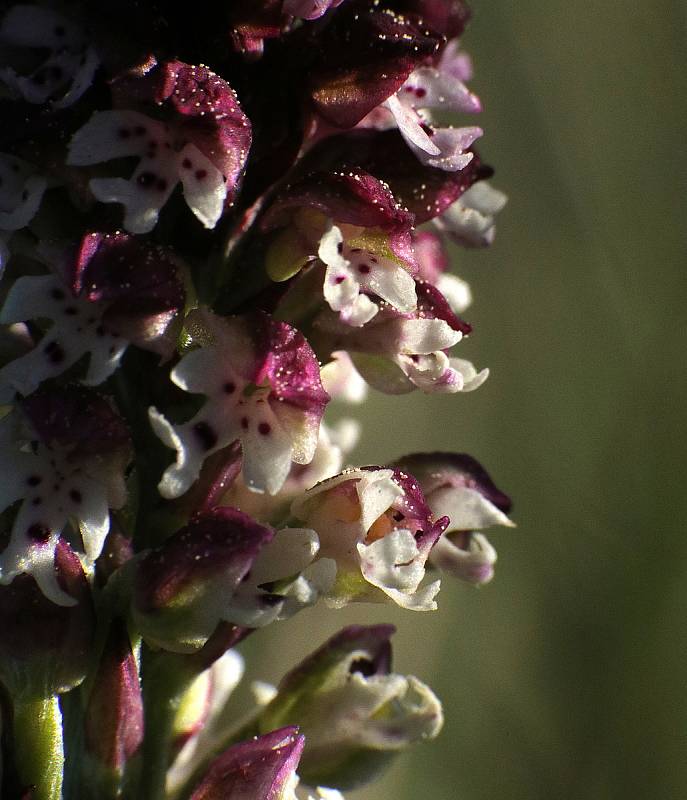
0, 1, 516, 797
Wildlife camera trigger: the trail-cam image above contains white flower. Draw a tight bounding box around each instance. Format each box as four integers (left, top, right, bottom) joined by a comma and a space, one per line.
318, 223, 417, 327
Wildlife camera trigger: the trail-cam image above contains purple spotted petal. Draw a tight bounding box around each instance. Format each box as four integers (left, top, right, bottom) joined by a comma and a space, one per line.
307, 2, 440, 128
72, 231, 185, 357
152, 310, 329, 497
0, 389, 131, 604
69, 60, 251, 231
189, 727, 304, 800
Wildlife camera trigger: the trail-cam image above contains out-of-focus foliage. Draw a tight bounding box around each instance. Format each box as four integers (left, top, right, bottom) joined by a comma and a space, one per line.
245, 3, 687, 798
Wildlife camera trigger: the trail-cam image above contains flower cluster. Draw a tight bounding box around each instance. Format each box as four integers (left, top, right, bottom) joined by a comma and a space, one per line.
0, 2, 513, 799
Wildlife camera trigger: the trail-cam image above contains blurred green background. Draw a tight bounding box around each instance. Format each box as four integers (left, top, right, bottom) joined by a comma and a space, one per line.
244, 4, 687, 799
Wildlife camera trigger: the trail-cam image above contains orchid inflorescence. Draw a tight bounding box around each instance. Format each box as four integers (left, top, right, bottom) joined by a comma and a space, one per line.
0, 2, 514, 799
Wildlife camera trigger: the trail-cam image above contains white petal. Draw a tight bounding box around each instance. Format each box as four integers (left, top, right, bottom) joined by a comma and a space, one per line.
384, 95, 440, 156
178, 144, 227, 229
436, 273, 472, 314
89, 170, 177, 235
75, 476, 111, 563
67, 111, 165, 165
448, 358, 489, 391
249, 527, 320, 584
338, 293, 378, 326
356, 469, 401, 532
0, 174, 47, 231
401, 66, 481, 114
52, 48, 99, 109
241, 417, 294, 495
357, 529, 438, 609
394, 318, 462, 354
429, 485, 514, 531
149, 407, 203, 499
429, 532, 497, 584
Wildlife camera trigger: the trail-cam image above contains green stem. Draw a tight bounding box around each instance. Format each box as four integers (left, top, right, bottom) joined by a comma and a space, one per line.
13, 695, 64, 800
135, 650, 194, 800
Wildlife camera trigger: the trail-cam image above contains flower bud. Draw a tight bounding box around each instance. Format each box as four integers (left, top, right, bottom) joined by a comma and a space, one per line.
188, 726, 304, 800
83, 619, 144, 788
0, 540, 94, 699
394, 452, 514, 584
131, 508, 274, 653
258, 625, 443, 790
132, 508, 325, 652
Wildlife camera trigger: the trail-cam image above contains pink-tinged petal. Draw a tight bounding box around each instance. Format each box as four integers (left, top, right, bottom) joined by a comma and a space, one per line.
188, 727, 304, 800
0, 540, 95, 696
84, 619, 143, 774
150, 61, 252, 198
393, 452, 513, 523
438, 38, 474, 82
412, 230, 448, 284
152, 310, 329, 498
308, 3, 440, 128
435, 180, 508, 247
263, 168, 413, 235
0, 5, 99, 108
284, 0, 346, 19
413, 233, 473, 313
393, 452, 513, 584
399, 65, 481, 114
295, 129, 490, 223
